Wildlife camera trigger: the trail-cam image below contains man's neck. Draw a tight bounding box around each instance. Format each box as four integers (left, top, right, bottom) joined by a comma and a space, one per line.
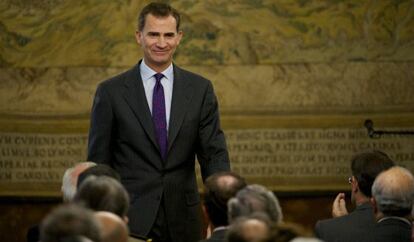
143, 59, 172, 73
354, 193, 370, 206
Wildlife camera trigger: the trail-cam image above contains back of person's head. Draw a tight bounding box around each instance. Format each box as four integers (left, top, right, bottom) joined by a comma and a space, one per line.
61, 162, 96, 202
57, 236, 94, 242
77, 164, 120, 189
95, 211, 129, 242
227, 213, 273, 242
40, 204, 101, 242
228, 184, 283, 224
351, 150, 394, 197
269, 222, 306, 242
372, 166, 414, 217
138, 2, 181, 31
203, 171, 247, 227
74, 176, 130, 219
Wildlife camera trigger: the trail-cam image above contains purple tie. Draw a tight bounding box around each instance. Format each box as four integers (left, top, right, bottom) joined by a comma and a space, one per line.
152, 73, 168, 160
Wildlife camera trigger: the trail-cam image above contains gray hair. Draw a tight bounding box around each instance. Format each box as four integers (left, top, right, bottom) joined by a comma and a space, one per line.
61, 162, 97, 201
372, 166, 414, 217
228, 184, 283, 223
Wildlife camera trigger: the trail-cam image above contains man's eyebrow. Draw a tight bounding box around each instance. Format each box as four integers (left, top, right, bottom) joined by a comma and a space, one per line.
147, 31, 160, 35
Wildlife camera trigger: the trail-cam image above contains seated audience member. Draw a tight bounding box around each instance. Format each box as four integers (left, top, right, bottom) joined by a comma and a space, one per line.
314, 150, 394, 242
227, 213, 273, 242
228, 184, 283, 224
201, 171, 247, 242
271, 222, 321, 242
74, 176, 129, 222
369, 166, 414, 242
27, 161, 96, 242
74, 176, 147, 242
95, 211, 129, 242
77, 164, 121, 188
40, 204, 101, 242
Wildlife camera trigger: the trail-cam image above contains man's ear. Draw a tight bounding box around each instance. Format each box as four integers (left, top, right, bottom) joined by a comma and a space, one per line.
176, 30, 183, 45
123, 216, 129, 224
351, 177, 359, 193
135, 31, 142, 45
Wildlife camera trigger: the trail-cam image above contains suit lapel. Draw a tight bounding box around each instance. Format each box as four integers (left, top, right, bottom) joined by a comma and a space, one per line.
122, 64, 159, 150
168, 65, 193, 152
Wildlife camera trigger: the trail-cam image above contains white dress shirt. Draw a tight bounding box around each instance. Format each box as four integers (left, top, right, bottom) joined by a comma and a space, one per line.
140, 61, 174, 131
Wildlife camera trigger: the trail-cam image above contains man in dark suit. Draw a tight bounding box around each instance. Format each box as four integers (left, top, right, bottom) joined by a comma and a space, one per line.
369, 166, 414, 242
87, 2, 230, 242
314, 151, 394, 242
200, 172, 246, 242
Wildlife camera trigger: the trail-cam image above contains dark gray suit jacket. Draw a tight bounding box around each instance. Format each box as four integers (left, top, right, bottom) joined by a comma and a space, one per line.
315, 203, 375, 242
368, 218, 411, 242
88, 62, 230, 242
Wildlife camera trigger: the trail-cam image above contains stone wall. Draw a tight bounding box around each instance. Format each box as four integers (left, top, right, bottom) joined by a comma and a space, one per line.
1, 0, 413, 196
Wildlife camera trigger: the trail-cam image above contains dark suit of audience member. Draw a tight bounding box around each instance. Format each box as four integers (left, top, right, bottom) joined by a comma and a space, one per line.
200, 172, 246, 242
315, 203, 374, 242
315, 151, 394, 242
368, 166, 414, 242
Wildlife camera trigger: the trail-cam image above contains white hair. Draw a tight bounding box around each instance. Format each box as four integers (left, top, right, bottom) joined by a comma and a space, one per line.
61, 162, 96, 201
228, 184, 283, 224
372, 166, 414, 216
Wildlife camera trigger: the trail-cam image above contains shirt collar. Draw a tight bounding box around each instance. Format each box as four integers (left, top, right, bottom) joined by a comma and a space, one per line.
378, 216, 411, 226
212, 226, 228, 232
140, 60, 174, 82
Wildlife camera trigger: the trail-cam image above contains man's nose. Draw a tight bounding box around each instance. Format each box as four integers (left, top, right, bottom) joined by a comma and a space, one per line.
156, 36, 167, 48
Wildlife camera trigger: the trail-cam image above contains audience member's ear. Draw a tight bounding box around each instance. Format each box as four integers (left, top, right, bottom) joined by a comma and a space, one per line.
351, 177, 359, 193
123, 216, 129, 224
370, 197, 378, 218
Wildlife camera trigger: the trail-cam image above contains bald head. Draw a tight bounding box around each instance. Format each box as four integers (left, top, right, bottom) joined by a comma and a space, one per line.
227, 214, 272, 242
372, 166, 414, 218
95, 212, 129, 242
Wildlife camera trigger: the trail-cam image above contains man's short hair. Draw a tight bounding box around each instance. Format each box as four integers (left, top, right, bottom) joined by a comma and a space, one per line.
40, 204, 101, 242
228, 184, 283, 224
138, 2, 181, 31
351, 150, 394, 197
77, 164, 120, 189
372, 166, 414, 217
203, 171, 247, 227
74, 176, 130, 218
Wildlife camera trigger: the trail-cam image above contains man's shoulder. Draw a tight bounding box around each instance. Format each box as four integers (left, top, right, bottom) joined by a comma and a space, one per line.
316, 207, 376, 234
99, 65, 138, 88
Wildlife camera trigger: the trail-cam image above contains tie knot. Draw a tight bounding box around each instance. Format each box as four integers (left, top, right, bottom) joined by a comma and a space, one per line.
154, 73, 164, 83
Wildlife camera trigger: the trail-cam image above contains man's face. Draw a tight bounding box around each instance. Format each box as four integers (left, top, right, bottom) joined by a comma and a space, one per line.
136, 14, 182, 72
